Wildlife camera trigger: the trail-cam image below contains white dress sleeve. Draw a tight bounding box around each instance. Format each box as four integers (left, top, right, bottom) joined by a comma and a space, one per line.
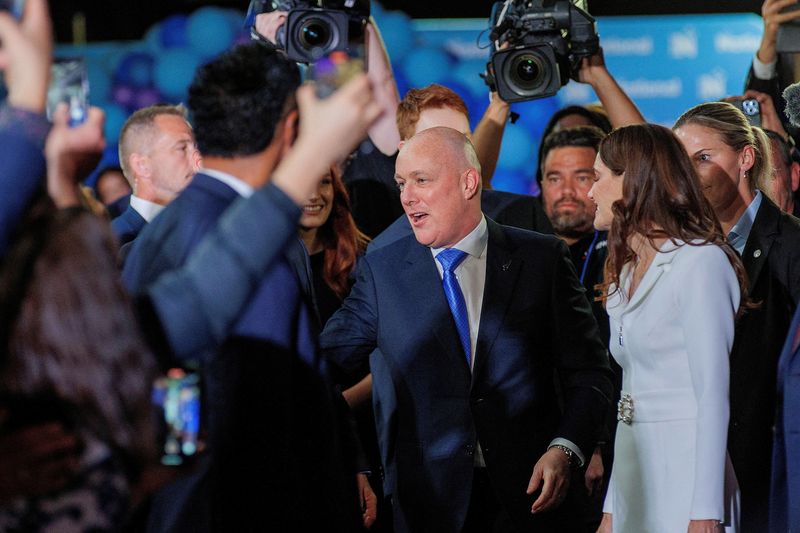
675, 245, 740, 520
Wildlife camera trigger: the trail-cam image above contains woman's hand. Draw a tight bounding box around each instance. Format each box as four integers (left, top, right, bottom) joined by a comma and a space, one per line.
596, 512, 612, 533
688, 519, 723, 533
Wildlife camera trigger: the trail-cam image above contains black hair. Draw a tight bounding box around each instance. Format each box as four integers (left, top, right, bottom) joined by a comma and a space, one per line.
188, 42, 301, 157
535, 105, 612, 183
538, 125, 606, 179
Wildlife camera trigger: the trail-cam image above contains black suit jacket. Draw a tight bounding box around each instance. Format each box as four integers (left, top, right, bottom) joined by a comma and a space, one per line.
728, 196, 800, 531
322, 218, 613, 533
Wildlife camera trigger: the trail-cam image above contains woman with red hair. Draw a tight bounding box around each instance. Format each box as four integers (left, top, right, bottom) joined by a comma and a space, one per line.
299, 165, 369, 325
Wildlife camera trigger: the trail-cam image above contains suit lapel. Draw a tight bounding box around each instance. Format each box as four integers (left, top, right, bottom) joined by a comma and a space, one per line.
398, 238, 472, 376
742, 198, 779, 289
472, 219, 522, 382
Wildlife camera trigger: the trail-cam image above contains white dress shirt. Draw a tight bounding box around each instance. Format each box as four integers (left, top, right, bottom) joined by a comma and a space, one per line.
129, 195, 165, 223
201, 167, 254, 198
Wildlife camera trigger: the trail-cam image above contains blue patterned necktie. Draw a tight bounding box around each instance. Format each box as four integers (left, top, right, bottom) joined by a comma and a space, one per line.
436, 248, 471, 367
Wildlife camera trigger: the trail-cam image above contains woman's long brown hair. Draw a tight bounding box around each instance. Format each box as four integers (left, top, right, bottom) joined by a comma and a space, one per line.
317, 166, 369, 300
597, 123, 749, 314
0, 203, 156, 469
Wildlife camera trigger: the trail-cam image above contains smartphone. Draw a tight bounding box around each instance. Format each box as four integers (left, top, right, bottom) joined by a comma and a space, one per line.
306, 44, 365, 98
777, 4, 800, 53
152, 368, 202, 466
0, 0, 24, 19
46, 58, 89, 127
732, 98, 761, 127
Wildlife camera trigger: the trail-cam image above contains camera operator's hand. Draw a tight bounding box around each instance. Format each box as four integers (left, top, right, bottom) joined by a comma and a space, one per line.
576, 47, 608, 88
45, 104, 106, 208
758, 0, 800, 66
0, 0, 52, 113
724, 90, 790, 140
271, 74, 382, 205
574, 47, 645, 128
254, 11, 288, 45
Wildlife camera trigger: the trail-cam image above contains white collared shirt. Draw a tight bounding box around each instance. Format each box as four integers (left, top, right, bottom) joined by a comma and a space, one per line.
129, 195, 165, 223
430, 216, 488, 369
200, 167, 255, 198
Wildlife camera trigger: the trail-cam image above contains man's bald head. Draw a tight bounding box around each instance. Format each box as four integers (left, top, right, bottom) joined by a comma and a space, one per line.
395, 127, 483, 248
402, 126, 482, 177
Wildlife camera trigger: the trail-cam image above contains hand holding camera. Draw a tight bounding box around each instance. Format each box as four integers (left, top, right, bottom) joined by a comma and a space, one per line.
484, 0, 599, 103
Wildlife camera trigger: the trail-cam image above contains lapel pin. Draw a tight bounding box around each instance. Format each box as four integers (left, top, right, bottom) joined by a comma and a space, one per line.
502, 260, 512, 271
753, 249, 761, 258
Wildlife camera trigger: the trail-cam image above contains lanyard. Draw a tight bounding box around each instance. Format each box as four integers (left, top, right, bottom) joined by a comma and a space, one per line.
579, 230, 600, 286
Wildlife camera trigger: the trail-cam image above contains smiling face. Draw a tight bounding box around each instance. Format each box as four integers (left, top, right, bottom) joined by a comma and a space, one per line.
541, 146, 598, 240
395, 129, 481, 248
299, 170, 334, 231
674, 123, 752, 217
588, 154, 624, 231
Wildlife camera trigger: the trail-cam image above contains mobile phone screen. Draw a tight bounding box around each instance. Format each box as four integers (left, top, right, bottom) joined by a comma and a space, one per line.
47, 58, 89, 127
152, 368, 202, 466
307, 45, 365, 98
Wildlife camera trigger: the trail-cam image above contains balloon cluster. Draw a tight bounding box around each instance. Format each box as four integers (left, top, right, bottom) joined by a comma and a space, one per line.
80, 7, 247, 144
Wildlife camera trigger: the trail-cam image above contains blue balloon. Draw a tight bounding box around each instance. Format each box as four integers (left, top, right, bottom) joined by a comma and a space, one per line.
154, 49, 203, 101
143, 23, 163, 54
451, 60, 489, 100
497, 123, 535, 172
375, 11, 414, 62
86, 59, 113, 105
160, 14, 189, 49
102, 104, 129, 145
490, 169, 533, 196
512, 97, 561, 139
115, 51, 154, 89
401, 47, 452, 89
187, 7, 235, 58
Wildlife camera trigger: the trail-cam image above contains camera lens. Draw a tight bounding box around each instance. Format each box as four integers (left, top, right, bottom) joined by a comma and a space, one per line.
299, 18, 332, 50
510, 53, 544, 89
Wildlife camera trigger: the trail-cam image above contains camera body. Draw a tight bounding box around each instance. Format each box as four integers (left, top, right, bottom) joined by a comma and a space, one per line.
486, 0, 599, 103
249, 0, 369, 63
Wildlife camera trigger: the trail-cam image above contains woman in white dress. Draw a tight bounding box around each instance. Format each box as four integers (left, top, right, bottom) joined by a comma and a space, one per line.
590, 124, 749, 533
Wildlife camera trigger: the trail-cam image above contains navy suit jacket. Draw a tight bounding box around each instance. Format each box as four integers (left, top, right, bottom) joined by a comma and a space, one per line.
124, 172, 359, 532
0, 122, 47, 255
771, 303, 800, 531
321, 218, 612, 533
111, 203, 147, 248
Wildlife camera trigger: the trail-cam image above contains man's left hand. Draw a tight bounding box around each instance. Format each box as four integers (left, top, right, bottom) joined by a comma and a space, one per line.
527, 447, 571, 513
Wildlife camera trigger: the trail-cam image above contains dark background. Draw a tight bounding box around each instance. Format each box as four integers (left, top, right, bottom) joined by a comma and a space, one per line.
52, 1, 765, 43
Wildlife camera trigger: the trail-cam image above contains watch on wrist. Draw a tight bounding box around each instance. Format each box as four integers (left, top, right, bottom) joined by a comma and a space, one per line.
549, 444, 578, 469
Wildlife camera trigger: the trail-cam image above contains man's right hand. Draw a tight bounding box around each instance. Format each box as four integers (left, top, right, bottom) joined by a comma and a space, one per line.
758, 0, 800, 65
0, 421, 80, 503
272, 74, 382, 205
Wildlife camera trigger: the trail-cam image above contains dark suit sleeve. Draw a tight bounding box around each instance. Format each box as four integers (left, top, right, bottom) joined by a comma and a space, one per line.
142, 183, 301, 358
0, 107, 49, 257
319, 257, 379, 378
549, 240, 614, 458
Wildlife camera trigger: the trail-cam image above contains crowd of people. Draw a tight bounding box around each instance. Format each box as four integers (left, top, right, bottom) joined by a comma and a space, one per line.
1, 0, 800, 532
